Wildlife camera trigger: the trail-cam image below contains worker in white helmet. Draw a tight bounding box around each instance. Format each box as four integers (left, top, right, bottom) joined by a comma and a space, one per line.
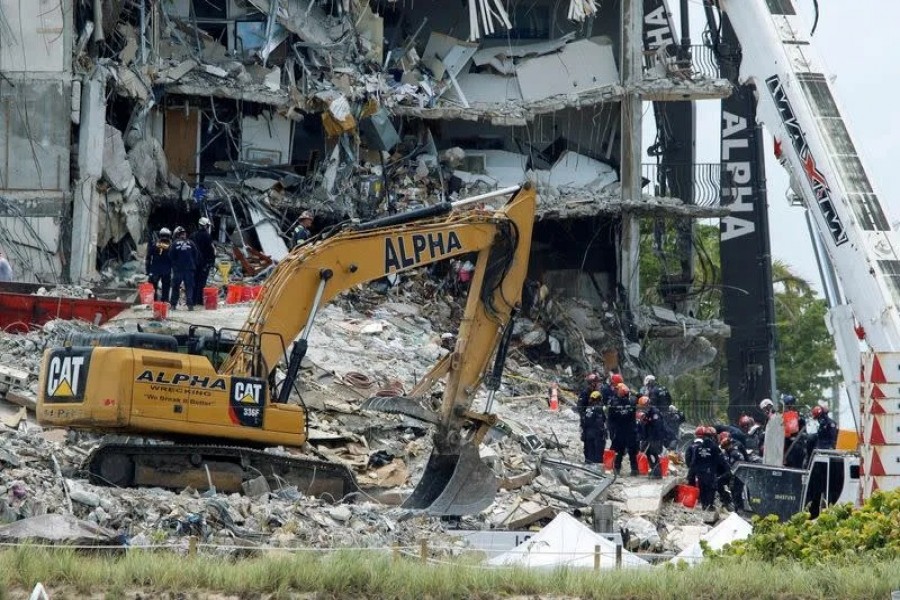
191, 216, 215, 307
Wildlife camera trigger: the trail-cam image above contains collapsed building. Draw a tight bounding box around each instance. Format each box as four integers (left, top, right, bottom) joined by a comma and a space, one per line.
0, 0, 731, 377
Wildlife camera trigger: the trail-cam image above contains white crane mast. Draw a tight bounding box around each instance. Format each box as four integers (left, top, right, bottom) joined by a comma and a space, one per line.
719, 0, 900, 497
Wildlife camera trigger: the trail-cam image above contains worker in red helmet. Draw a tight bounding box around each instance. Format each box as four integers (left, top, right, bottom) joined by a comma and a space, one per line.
688, 425, 730, 511
717, 432, 746, 511
685, 426, 707, 478
610, 373, 624, 386
607, 383, 639, 476
810, 405, 838, 450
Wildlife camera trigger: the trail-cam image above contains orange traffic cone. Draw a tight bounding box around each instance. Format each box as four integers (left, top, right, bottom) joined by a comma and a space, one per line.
549, 383, 559, 412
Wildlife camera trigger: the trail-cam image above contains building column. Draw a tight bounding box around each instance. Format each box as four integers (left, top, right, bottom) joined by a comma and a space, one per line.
618, 0, 643, 312
71, 74, 106, 283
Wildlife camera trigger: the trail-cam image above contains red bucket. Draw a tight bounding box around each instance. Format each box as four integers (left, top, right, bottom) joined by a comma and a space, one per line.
637, 452, 649, 475
659, 455, 670, 477
677, 484, 699, 509
138, 282, 155, 305
152, 301, 169, 320
226, 285, 244, 304
603, 449, 616, 471
203, 287, 218, 310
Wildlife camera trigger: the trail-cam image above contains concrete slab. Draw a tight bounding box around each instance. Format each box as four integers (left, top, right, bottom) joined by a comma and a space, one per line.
620, 478, 675, 514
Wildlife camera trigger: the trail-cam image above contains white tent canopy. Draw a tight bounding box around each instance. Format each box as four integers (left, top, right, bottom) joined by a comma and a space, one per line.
670, 513, 752, 565
486, 512, 650, 569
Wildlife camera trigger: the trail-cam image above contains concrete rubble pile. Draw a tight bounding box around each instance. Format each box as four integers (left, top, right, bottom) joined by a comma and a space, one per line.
0, 276, 717, 557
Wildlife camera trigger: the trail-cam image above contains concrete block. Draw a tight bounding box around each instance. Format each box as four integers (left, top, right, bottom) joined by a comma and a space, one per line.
241, 475, 271, 498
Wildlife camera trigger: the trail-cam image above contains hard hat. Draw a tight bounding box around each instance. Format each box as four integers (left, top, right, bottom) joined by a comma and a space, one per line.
616, 383, 629, 396
738, 415, 754, 431
811, 406, 824, 419
759, 398, 774, 411
159, 227, 171, 236
782, 394, 797, 406
718, 431, 731, 445
299, 211, 314, 221
669, 404, 679, 412
636, 410, 645, 421
643, 374, 656, 386
705, 426, 717, 437
198, 216, 211, 227
637, 395, 650, 407
586, 373, 600, 383
610, 373, 624, 385
590, 391, 602, 401
695, 426, 706, 438
173, 226, 186, 236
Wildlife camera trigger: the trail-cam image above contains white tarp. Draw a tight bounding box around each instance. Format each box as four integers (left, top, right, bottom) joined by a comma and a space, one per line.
670, 513, 752, 565
487, 512, 650, 569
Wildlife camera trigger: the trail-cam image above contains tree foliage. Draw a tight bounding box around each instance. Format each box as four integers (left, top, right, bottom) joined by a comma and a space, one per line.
638, 220, 837, 412
712, 489, 900, 563
772, 261, 839, 404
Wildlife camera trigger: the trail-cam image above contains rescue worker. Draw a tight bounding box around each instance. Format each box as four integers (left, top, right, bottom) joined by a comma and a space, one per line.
577, 373, 602, 416
810, 405, 838, 450
607, 383, 639, 476
739, 415, 764, 460
292, 211, 314, 247
145, 227, 173, 302
191, 216, 216, 307
168, 226, 199, 310
581, 391, 608, 464
687, 426, 729, 511
638, 396, 665, 479
663, 404, 685, 449
784, 420, 809, 468
685, 426, 706, 470
602, 372, 624, 404
641, 374, 673, 410
718, 432, 746, 511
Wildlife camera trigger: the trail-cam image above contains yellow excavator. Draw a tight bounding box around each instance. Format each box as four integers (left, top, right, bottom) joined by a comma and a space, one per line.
37, 184, 536, 516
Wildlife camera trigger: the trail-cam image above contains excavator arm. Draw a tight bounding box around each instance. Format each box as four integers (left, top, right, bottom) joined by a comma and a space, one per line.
224, 184, 537, 514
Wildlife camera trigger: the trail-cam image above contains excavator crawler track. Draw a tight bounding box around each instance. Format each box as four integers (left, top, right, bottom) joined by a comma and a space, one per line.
87, 442, 360, 502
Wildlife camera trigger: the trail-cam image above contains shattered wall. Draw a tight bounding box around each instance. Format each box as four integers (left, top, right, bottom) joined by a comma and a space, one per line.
0, 0, 72, 282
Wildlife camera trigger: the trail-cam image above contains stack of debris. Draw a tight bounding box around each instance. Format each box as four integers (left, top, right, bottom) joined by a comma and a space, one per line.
0, 273, 723, 555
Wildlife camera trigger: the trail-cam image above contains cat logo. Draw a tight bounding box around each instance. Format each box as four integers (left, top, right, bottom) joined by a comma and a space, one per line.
234, 381, 262, 405
46, 354, 86, 399
229, 378, 265, 428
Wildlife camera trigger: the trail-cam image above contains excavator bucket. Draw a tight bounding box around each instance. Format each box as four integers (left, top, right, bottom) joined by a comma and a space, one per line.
402, 442, 498, 516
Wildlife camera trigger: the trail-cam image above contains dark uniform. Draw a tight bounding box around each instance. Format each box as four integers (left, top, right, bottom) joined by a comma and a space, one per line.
169, 235, 199, 309
581, 399, 607, 464
292, 224, 311, 247
145, 236, 172, 302
663, 407, 685, 449
720, 440, 747, 511
191, 226, 215, 306
744, 424, 765, 458
688, 437, 729, 510
608, 393, 639, 475
784, 417, 809, 469
813, 413, 838, 450
640, 405, 666, 478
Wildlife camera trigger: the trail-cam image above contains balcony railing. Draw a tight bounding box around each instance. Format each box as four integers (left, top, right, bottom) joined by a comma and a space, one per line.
642, 162, 722, 207
643, 44, 722, 81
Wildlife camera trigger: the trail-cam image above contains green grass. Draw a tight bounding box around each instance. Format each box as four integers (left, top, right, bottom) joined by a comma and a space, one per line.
0, 547, 897, 599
